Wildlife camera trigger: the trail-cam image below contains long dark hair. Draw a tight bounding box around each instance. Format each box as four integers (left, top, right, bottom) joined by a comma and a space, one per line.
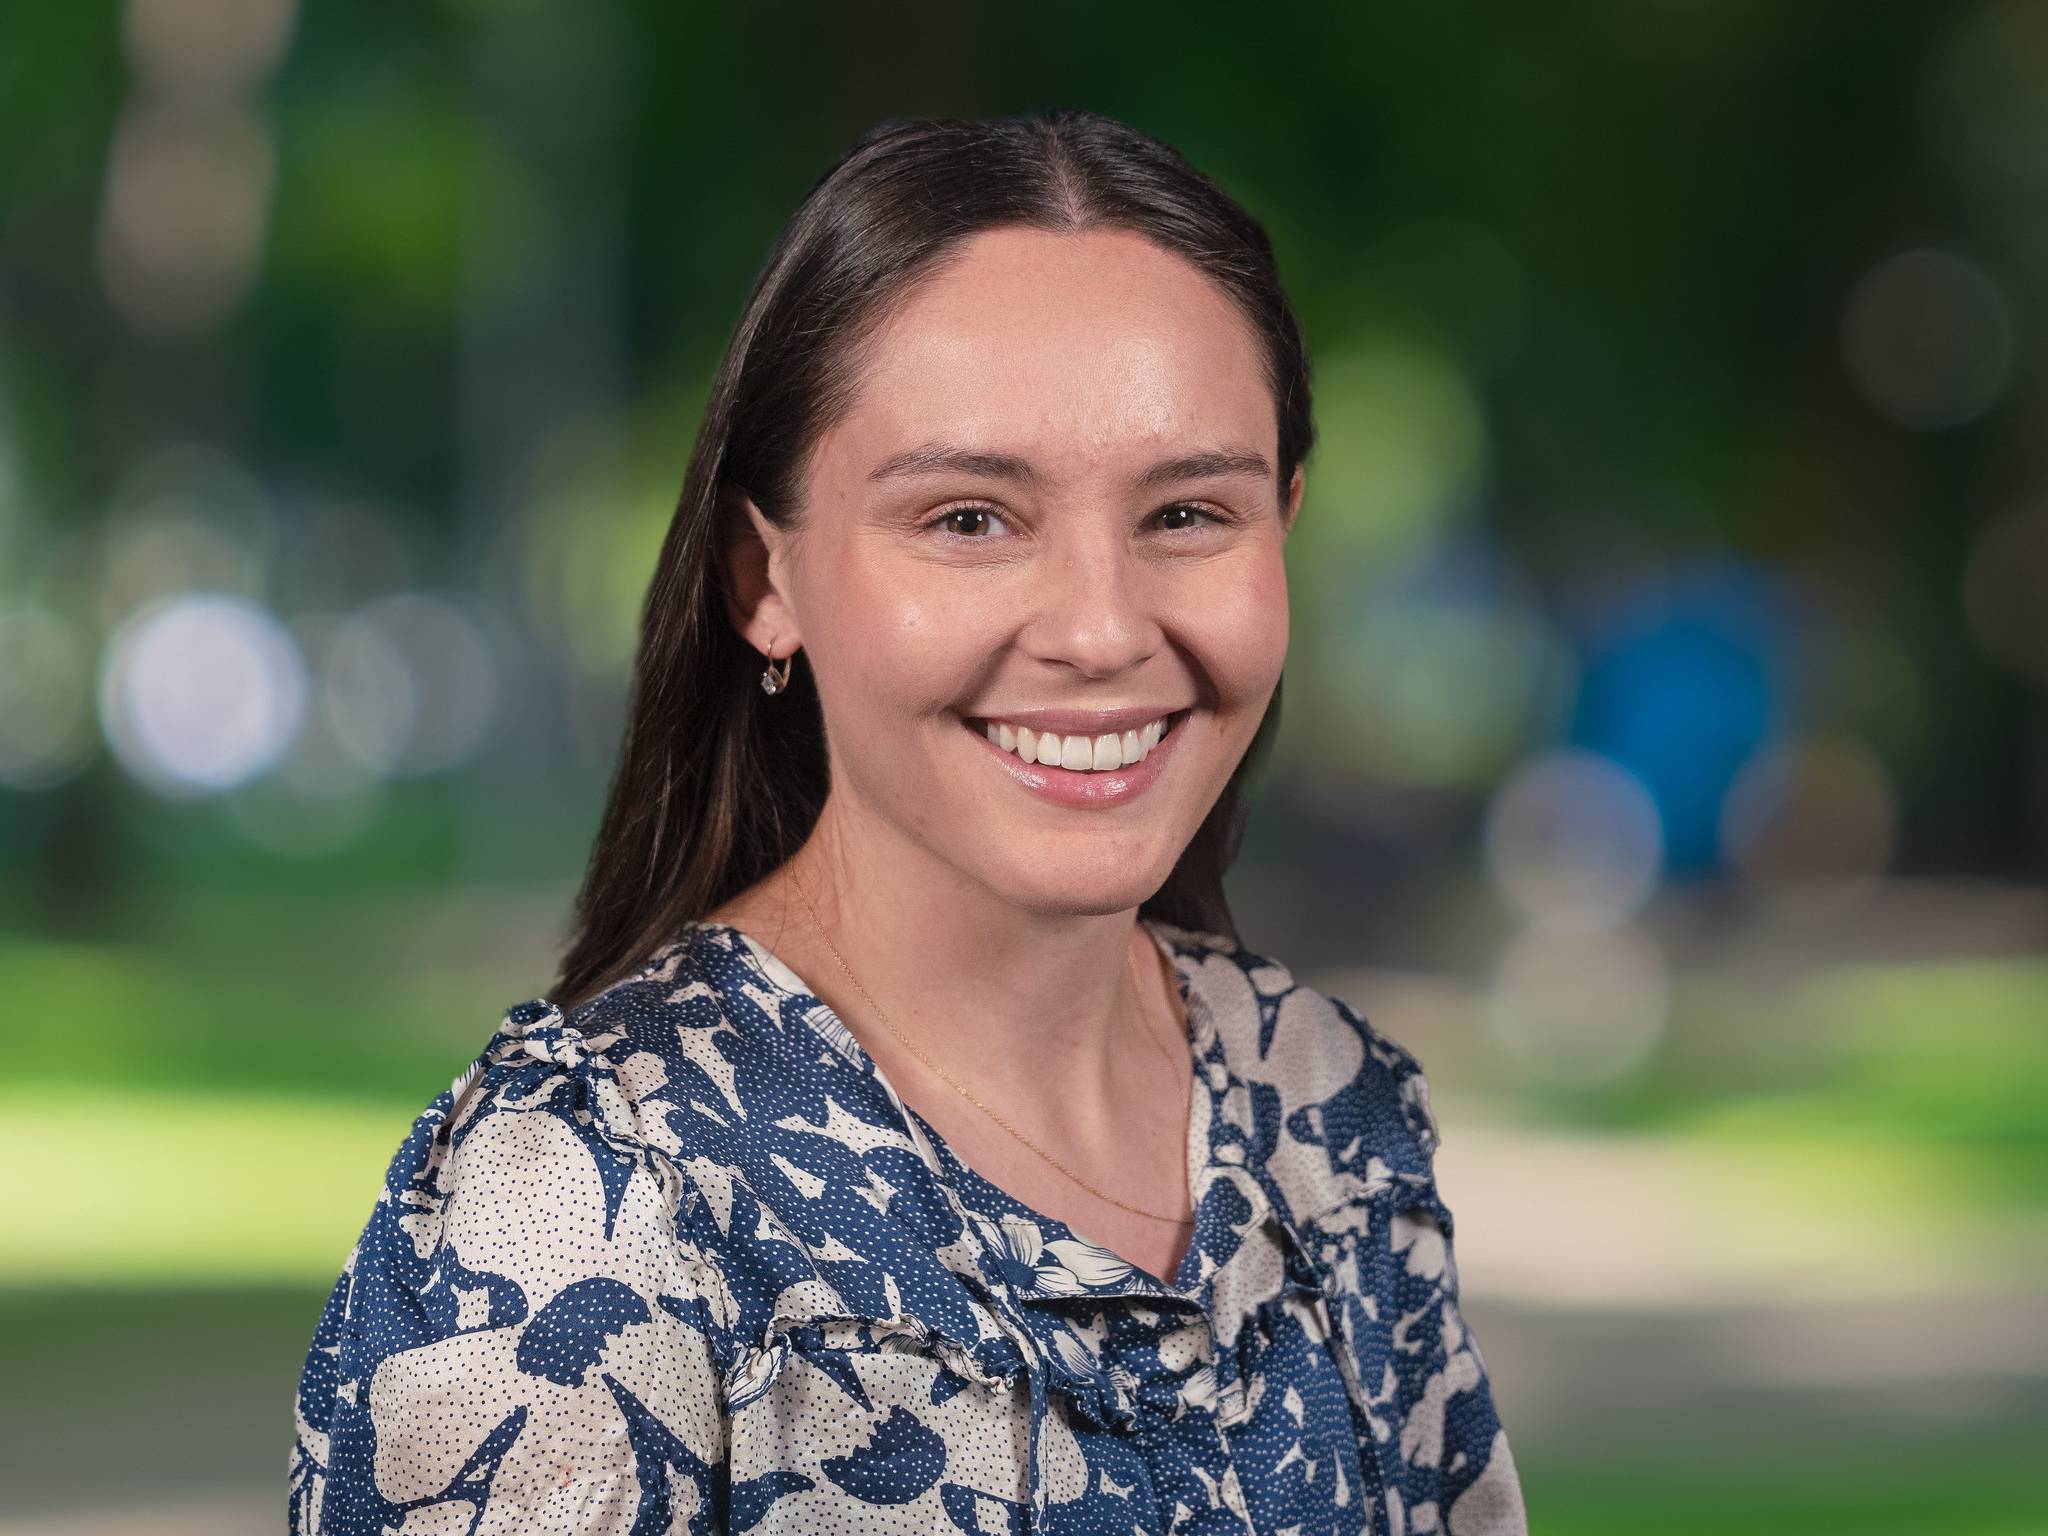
548, 108, 1316, 1012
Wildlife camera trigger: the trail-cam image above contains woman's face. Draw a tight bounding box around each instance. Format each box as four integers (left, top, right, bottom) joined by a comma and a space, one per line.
746, 224, 1301, 919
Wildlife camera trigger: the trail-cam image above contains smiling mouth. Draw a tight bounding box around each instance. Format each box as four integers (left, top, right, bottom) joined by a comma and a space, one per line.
961, 708, 1190, 772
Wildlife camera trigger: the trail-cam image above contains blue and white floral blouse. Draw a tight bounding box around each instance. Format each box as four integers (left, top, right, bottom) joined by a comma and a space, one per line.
290, 917, 1528, 1535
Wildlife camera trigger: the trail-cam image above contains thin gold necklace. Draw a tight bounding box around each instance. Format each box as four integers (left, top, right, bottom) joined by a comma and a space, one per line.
785, 870, 1194, 1226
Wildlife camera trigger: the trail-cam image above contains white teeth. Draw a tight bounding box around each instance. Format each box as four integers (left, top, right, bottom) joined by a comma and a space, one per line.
976, 713, 1178, 771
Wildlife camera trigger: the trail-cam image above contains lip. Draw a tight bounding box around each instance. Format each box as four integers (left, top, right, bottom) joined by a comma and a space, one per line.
961, 707, 1192, 809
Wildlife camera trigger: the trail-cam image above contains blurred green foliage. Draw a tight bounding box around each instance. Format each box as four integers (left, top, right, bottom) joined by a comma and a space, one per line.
2, 0, 2043, 1528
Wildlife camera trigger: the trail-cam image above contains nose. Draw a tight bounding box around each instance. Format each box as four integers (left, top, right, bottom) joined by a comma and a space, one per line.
1017, 520, 1162, 680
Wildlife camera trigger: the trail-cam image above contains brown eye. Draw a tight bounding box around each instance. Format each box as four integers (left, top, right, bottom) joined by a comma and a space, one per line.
931, 505, 1009, 538
1158, 503, 1219, 530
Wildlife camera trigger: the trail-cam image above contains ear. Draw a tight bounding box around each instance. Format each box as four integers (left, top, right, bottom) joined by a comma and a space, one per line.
1279, 463, 1304, 537
717, 485, 801, 658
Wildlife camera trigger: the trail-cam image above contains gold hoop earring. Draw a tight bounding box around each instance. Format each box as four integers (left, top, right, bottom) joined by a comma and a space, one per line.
760, 645, 794, 695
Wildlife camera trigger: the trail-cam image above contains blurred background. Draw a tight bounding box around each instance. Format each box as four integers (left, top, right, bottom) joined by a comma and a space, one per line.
3, 1, 2045, 1531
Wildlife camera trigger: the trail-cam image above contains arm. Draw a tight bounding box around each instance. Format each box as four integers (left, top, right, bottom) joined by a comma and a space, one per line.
290, 1018, 732, 1534
1333, 995, 1530, 1536
1386, 1197, 1528, 1536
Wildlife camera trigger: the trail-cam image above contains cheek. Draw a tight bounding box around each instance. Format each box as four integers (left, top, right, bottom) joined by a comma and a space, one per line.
811, 558, 989, 716
1185, 553, 1290, 702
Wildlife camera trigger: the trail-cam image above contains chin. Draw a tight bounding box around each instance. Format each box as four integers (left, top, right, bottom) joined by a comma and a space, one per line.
986, 866, 1170, 919
1025, 895, 1158, 922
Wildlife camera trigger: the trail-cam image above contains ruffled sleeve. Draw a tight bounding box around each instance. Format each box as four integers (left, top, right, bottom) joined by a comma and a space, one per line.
1319, 993, 1530, 1536
289, 1001, 735, 1534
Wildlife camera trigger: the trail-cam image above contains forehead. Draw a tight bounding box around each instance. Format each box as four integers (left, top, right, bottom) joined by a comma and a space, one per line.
824, 225, 1275, 477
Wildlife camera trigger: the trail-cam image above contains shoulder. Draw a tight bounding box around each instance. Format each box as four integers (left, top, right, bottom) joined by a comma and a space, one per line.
407, 924, 843, 1153
1149, 917, 1446, 1216
303, 934, 784, 1394
327, 927, 783, 1291
295, 967, 739, 1529
528, 925, 952, 1254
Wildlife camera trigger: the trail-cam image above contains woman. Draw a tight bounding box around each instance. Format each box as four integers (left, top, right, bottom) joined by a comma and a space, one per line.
290, 109, 1528, 1535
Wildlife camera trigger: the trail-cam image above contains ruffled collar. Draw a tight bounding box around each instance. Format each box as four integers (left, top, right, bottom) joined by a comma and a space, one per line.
690, 913, 1330, 1432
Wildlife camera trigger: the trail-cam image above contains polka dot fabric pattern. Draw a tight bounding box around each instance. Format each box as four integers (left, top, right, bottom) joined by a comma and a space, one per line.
289, 919, 1529, 1534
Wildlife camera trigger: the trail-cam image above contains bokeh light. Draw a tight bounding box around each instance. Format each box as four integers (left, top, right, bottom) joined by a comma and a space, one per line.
1484, 748, 1665, 933
270, 499, 417, 616
123, 0, 298, 102
1840, 247, 2014, 431
98, 444, 273, 632
218, 610, 392, 854
1720, 733, 1900, 918
1962, 504, 2048, 688
326, 592, 502, 776
95, 0, 298, 341
6, 12, 2046, 1530
1567, 561, 1785, 873
1290, 339, 1488, 587
98, 592, 308, 795
1486, 924, 1670, 1088
96, 101, 277, 339
316, 607, 418, 777
1921, 0, 2048, 196
1317, 536, 1573, 786
518, 417, 680, 680
0, 602, 97, 790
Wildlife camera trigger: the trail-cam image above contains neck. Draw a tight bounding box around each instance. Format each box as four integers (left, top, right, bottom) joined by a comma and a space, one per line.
768, 804, 1169, 1125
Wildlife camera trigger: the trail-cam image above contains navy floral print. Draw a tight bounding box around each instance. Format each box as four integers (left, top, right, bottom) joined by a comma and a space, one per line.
290, 917, 1528, 1534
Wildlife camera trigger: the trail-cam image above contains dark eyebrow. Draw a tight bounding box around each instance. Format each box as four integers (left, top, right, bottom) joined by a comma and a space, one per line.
867, 444, 1045, 488
1131, 448, 1274, 491
866, 442, 1274, 492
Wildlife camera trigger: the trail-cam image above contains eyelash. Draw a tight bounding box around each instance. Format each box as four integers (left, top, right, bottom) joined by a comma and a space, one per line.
925, 502, 1228, 539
